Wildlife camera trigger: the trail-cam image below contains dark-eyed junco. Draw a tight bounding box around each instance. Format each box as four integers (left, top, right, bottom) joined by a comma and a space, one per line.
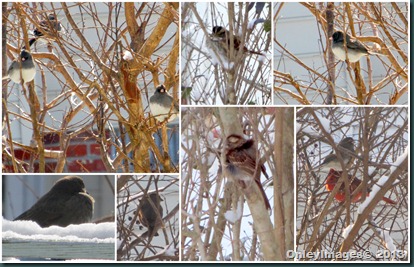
26, 13, 62, 48
331, 31, 380, 63
223, 134, 271, 210
3, 50, 36, 84
14, 176, 94, 228
149, 84, 179, 122
206, 26, 263, 67
136, 192, 163, 238
320, 137, 355, 171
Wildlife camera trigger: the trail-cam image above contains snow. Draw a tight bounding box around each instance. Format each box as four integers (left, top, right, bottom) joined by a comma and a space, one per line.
342, 224, 354, 239
258, 54, 266, 63
3, 219, 115, 244
123, 51, 133, 61
390, 146, 408, 173
381, 229, 396, 251
163, 243, 177, 256
247, 19, 257, 30
317, 116, 331, 134
224, 200, 243, 223
358, 148, 407, 214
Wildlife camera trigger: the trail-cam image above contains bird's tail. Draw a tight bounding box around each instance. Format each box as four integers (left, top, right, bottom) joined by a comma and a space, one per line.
256, 180, 271, 210
22, 38, 37, 50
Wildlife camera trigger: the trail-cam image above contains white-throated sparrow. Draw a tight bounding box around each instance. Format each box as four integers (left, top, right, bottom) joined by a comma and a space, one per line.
223, 134, 271, 210
206, 26, 263, 68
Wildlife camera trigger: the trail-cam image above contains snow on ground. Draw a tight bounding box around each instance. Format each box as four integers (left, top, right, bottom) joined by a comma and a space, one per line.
2, 218, 115, 244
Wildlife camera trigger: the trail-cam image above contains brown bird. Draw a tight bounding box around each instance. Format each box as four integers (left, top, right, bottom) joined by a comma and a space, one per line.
136, 192, 164, 238
206, 25, 263, 68
14, 176, 94, 228
223, 134, 271, 210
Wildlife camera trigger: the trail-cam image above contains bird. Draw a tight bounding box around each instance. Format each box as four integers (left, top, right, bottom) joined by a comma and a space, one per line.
223, 134, 271, 210
149, 84, 179, 122
136, 192, 164, 238
3, 50, 36, 84
14, 176, 94, 228
331, 30, 380, 63
320, 137, 355, 171
206, 26, 263, 67
325, 168, 396, 204
25, 13, 62, 48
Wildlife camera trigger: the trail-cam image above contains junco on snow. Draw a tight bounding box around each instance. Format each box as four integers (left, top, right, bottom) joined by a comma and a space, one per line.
14, 176, 94, 228
331, 30, 380, 63
149, 84, 179, 122
3, 50, 36, 84
136, 192, 163, 239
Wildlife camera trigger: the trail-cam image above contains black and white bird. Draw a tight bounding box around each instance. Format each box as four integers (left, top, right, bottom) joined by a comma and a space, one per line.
149, 84, 179, 122
3, 50, 36, 84
26, 13, 62, 48
331, 31, 380, 63
14, 176, 94, 228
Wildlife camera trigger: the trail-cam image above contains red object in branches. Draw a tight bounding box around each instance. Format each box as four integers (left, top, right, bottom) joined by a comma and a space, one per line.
325, 169, 396, 205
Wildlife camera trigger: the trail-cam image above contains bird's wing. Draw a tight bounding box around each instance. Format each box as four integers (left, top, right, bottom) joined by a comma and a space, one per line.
226, 148, 257, 177
60, 192, 94, 225
346, 36, 368, 51
14, 194, 66, 227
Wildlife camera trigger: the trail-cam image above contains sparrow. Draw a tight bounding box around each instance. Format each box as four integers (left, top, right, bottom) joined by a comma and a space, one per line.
331, 30, 380, 63
25, 13, 62, 48
14, 176, 94, 228
320, 137, 355, 171
325, 168, 396, 204
206, 26, 263, 67
136, 192, 164, 238
149, 84, 179, 122
3, 50, 36, 84
223, 134, 271, 210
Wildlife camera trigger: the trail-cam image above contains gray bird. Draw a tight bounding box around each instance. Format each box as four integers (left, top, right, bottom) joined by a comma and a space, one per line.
136, 192, 163, 238
332, 31, 380, 63
3, 50, 36, 84
321, 137, 355, 171
149, 84, 179, 122
14, 176, 94, 228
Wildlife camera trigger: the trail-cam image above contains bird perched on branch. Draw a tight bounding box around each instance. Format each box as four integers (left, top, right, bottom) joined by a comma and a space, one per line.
320, 137, 355, 171
14, 176, 94, 227
206, 26, 263, 68
325, 168, 396, 204
3, 50, 36, 84
136, 192, 164, 238
149, 84, 179, 122
331, 30, 381, 63
223, 134, 271, 210
25, 13, 62, 48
